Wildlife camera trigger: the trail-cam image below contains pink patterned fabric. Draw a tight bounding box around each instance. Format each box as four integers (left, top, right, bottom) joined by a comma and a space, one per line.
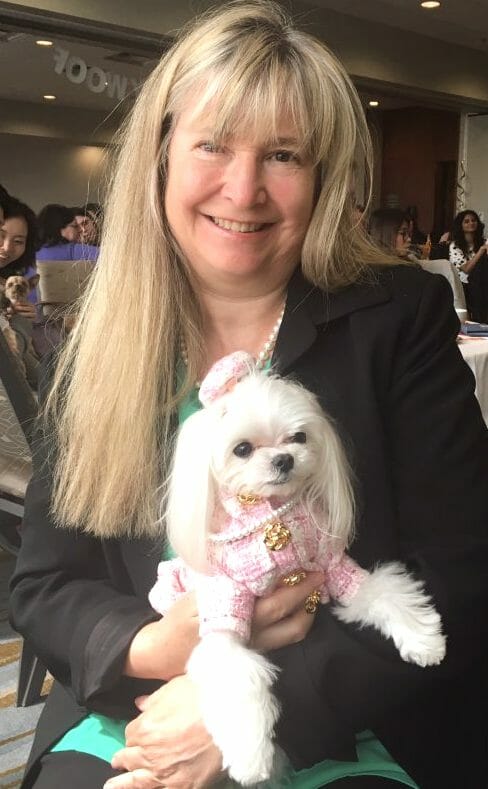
150, 494, 368, 642
198, 351, 255, 407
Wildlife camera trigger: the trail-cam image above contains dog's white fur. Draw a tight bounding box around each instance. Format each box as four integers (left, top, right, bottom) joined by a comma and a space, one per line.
163, 369, 446, 785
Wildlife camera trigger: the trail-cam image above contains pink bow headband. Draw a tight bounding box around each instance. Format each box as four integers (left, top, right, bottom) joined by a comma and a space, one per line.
199, 351, 256, 408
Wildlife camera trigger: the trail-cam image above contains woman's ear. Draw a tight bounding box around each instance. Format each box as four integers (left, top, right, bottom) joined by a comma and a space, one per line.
165, 407, 216, 572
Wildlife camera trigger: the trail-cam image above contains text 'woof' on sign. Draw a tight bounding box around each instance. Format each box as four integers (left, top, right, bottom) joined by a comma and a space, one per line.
53, 47, 140, 101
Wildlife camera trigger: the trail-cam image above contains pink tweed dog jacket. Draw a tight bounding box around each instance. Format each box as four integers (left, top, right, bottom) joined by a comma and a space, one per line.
149, 492, 367, 642
149, 350, 366, 641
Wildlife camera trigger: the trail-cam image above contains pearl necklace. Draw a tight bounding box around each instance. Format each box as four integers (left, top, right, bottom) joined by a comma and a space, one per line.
180, 305, 285, 387
208, 497, 298, 544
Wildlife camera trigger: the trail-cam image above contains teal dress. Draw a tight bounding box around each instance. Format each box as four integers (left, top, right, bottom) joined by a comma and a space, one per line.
52, 385, 418, 788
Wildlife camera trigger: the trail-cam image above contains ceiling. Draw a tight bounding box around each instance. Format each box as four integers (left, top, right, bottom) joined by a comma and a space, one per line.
311, 0, 488, 53
0, 0, 486, 113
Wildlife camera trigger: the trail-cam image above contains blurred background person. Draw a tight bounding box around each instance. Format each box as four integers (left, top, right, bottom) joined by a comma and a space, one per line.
448, 209, 488, 322
369, 208, 421, 260
82, 202, 103, 245
0, 182, 9, 222
0, 197, 39, 319
36, 203, 99, 262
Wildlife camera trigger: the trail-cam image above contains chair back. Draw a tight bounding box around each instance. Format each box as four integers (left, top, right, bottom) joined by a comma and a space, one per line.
418, 259, 466, 310
0, 330, 37, 500
37, 259, 95, 316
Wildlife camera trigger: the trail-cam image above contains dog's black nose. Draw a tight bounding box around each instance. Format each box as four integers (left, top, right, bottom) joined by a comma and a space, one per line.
272, 453, 294, 474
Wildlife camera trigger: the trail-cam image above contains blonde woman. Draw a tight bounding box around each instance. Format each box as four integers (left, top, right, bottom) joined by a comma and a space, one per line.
10, 2, 488, 788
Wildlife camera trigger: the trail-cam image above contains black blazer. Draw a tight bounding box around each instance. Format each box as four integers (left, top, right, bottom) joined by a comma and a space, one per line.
10, 265, 488, 788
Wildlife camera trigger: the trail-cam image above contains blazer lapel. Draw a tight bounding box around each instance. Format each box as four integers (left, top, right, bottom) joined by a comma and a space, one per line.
274, 267, 391, 374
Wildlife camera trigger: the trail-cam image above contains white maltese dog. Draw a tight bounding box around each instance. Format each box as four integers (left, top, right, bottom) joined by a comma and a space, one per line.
149, 351, 446, 786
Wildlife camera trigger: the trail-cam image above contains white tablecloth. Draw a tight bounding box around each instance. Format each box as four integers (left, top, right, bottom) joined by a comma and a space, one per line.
419, 259, 466, 310
459, 337, 488, 425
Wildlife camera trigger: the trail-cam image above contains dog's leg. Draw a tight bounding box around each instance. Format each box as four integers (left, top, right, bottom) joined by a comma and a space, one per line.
187, 631, 280, 786
333, 562, 446, 666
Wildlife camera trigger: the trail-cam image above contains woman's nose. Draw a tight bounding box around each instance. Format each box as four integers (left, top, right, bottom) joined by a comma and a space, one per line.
222, 154, 266, 208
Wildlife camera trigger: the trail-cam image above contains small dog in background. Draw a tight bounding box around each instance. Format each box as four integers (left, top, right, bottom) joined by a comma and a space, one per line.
0, 276, 33, 373
149, 351, 446, 786
4, 275, 30, 305
0, 279, 22, 358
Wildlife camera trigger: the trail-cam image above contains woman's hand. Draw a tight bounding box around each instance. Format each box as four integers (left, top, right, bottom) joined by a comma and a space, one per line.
251, 570, 325, 651
104, 675, 224, 789
111, 571, 324, 787
126, 570, 324, 681
7, 301, 36, 322
125, 593, 200, 681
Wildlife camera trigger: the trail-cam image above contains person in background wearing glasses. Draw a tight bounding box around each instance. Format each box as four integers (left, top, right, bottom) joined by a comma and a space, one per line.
369, 208, 422, 261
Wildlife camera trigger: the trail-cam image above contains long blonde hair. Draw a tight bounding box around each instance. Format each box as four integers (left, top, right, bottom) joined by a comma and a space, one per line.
47, 0, 396, 539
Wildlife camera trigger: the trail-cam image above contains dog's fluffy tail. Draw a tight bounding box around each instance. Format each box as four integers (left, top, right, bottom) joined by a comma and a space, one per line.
333, 561, 446, 667
187, 631, 280, 786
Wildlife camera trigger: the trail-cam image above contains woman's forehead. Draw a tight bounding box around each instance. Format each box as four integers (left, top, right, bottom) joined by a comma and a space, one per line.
175, 100, 305, 147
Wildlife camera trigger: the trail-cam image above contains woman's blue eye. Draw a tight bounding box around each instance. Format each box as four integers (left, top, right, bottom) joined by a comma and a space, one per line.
200, 142, 220, 153
272, 150, 298, 163
233, 441, 253, 458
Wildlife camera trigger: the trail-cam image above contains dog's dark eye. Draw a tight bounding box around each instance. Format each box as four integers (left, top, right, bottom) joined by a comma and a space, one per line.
289, 431, 306, 444
233, 441, 253, 458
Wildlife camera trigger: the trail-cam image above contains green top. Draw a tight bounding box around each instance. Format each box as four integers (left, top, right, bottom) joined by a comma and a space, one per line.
52, 377, 418, 788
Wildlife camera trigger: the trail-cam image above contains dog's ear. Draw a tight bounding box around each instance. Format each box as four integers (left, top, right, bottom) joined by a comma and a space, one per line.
165, 407, 217, 572
307, 413, 355, 551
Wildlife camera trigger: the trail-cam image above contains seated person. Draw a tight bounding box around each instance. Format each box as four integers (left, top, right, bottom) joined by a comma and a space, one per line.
36, 204, 99, 262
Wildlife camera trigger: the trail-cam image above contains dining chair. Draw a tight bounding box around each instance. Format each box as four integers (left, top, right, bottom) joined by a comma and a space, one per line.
418, 259, 466, 311
0, 329, 48, 706
36, 259, 95, 317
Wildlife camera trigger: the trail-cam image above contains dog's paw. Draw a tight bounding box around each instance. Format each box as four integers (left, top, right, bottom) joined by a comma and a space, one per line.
227, 739, 275, 785
398, 630, 446, 667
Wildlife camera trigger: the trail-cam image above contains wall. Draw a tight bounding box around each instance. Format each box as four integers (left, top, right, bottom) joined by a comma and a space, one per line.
463, 114, 488, 226
0, 98, 116, 210
380, 108, 459, 233
0, 133, 109, 211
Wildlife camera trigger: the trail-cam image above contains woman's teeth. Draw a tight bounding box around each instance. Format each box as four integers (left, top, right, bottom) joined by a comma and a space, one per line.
211, 217, 264, 233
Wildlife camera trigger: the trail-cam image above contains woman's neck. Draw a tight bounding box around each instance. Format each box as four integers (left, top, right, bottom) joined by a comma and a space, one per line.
199, 286, 287, 369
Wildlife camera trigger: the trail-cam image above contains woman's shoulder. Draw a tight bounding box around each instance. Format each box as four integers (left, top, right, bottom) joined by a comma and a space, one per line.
36, 244, 70, 261
36, 243, 99, 262
362, 263, 450, 303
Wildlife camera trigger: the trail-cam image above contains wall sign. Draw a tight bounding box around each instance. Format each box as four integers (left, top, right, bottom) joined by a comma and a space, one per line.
53, 47, 139, 101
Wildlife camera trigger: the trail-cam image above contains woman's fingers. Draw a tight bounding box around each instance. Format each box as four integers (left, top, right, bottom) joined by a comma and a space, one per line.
251, 570, 324, 651
253, 570, 324, 625
251, 604, 317, 651
104, 768, 160, 789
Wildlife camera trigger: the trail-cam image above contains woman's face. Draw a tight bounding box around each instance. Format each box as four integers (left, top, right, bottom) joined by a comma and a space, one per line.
61, 219, 80, 243
164, 106, 316, 294
75, 213, 97, 244
462, 214, 478, 234
395, 221, 411, 254
0, 216, 28, 268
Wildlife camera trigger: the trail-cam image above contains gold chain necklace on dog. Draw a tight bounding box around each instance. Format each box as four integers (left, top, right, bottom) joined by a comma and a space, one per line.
180, 305, 285, 387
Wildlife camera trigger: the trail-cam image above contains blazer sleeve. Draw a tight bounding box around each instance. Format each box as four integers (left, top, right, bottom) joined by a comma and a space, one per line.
9, 354, 160, 718
273, 273, 488, 767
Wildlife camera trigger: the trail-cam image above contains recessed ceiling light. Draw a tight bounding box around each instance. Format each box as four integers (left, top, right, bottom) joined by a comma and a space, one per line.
43, 94, 56, 101
420, 1, 441, 8
36, 39, 53, 46
369, 100, 379, 107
